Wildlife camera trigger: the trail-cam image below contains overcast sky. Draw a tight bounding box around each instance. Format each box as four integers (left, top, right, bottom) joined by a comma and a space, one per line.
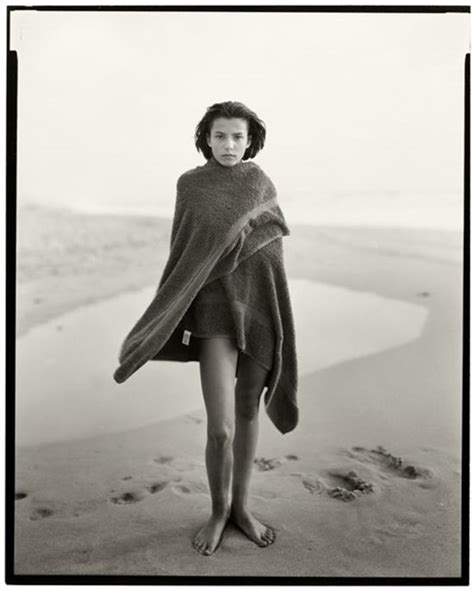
10, 9, 470, 219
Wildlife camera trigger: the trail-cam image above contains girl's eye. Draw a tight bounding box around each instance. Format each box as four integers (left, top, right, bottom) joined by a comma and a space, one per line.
213, 135, 245, 141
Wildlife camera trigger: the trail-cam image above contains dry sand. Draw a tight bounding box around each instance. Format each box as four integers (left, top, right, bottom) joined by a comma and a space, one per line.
14, 205, 464, 577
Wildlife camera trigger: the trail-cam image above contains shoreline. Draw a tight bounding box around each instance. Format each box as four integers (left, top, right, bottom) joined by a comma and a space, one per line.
16, 278, 428, 449
16, 203, 463, 338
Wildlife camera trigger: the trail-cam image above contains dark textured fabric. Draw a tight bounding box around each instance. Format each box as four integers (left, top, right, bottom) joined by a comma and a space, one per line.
113, 156, 298, 434
186, 279, 237, 339
183, 243, 276, 372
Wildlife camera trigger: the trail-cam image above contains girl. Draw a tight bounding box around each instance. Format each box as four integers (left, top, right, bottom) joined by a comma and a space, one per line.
114, 101, 298, 557
192, 103, 274, 556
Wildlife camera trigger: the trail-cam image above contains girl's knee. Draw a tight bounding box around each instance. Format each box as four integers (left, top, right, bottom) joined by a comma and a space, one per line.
235, 400, 260, 421
207, 422, 234, 446
235, 388, 262, 421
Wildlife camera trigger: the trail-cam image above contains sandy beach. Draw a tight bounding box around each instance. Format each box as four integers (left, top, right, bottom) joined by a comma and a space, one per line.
14, 204, 464, 577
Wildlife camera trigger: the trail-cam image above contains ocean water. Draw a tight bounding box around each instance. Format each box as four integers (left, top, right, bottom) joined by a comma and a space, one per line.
33, 190, 463, 231
16, 280, 428, 447
279, 190, 464, 230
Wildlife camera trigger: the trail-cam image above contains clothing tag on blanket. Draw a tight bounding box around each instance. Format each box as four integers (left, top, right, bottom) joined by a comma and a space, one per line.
182, 330, 191, 346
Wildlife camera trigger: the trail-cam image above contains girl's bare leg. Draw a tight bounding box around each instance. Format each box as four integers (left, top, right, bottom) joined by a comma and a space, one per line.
193, 337, 239, 556
230, 353, 275, 547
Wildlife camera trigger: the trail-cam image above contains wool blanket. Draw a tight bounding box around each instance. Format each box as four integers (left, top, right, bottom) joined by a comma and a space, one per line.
113, 156, 298, 434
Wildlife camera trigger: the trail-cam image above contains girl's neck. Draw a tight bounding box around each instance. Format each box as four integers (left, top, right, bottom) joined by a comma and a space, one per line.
206, 156, 249, 174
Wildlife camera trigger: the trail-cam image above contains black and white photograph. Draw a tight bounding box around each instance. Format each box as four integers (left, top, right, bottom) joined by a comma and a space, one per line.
7, 2, 469, 581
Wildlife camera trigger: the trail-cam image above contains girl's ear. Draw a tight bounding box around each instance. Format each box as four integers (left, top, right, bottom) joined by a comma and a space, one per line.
246, 136, 252, 148
206, 133, 211, 148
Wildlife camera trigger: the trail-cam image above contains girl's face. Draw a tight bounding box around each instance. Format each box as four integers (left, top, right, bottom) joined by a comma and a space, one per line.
207, 117, 252, 167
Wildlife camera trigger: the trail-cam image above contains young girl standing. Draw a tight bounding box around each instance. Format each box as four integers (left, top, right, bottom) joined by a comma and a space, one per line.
114, 101, 298, 557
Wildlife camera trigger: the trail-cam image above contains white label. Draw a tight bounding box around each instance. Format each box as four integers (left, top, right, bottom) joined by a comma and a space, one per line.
182, 330, 191, 346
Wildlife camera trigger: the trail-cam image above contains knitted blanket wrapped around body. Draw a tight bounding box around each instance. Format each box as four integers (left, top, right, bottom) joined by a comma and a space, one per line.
113, 157, 298, 434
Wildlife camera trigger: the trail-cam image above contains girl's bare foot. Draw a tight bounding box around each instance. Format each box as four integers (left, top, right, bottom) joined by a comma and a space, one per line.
230, 507, 275, 547
192, 510, 230, 556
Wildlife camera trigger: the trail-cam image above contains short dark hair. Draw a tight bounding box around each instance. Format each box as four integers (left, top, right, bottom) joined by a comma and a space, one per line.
194, 101, 266, 160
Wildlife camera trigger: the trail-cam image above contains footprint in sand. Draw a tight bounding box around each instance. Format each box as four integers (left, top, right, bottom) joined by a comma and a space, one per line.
111, 479, 170, 504
325, 470, 375, 501
15, 492, 28, 501
172, 481, 208, 496
254, 457, 281, 471
254, 454, 299, 471
350, 445, 433, 479
301, 475, 326, 495
155, 457, 200, 472
146, 481, 168, 494
110, 491, 145, 505
300, 471, 373, 501
153, 455, 174, 465
30, 507, 54, 520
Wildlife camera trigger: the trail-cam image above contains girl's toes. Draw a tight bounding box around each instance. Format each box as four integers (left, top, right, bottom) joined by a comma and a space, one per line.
264, 528, 275, 543
193, 538, 204, 552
